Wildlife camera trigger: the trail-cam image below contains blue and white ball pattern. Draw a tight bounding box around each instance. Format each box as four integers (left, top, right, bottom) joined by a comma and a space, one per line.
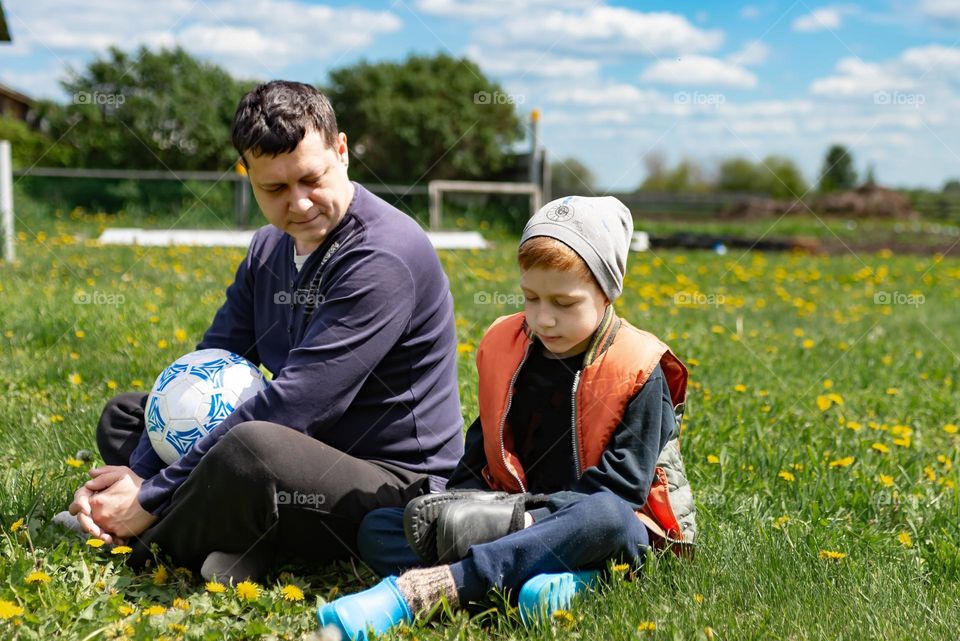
146, 349, 267, 464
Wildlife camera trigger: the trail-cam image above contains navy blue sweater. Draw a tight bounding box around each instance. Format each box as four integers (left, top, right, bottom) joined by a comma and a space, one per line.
132, 184, 464, 515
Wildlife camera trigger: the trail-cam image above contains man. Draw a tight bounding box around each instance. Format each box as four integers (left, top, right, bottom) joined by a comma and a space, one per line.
67, 81, 464, 581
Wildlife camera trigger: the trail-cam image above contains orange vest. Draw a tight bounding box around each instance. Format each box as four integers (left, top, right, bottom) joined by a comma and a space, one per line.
475, 309, 693, 553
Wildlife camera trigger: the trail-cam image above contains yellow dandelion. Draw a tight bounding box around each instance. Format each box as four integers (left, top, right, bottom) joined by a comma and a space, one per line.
937, 455, 953, 470
898, 531, 913, 548
878, 474, 894, 487
111, 545, 132, 555
944, 424, 958, 434
872, 443, 890, 454
829, 456, 855, 468
611, 563, 630, 573
169, 623, 188, 634
778, 470, 796, 482
456, 342, 474, 354
85, 538, 106, 548
205, 580, 226, 594
157, 339, 168, 349
0, 600, 24, 620
793, 328, 805, 337
707, 454, 720, 464
816, 395, 833, 411
236, 581, 261, 600
75, 330, 85, 339
107, 380, 118, 390
823, 379, 833, 389
847, 421, 863, 431
118, 604, 135, 616
65, 457, 84, 468
152, 565, 169, 585
174, 329, 188, 343
711, 325, 724, 334
826, 393, 844, 405
773, 515, 791, 529
705, 626, 716, 640
25, 571, 51, 584
924, 466, 936, 481
819, 550, 847, 560
693, 593, 705, 604
886, 388, 900, 396
172, 598, 190, 611
552, 609, 575, 625
637, 621, 657, 631
50, 415, 64, 423
733, 384, 747, 393
802, 339, 815, 349
68, 373, 82, 385
143, 605, 166, 616
10, 518, 24, 533
280, 584, 305, 602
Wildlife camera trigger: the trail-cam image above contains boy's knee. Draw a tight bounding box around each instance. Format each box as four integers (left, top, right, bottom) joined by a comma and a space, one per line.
357, 507, 405, 558
202, 422, 276, 482
580, 493, 646, 551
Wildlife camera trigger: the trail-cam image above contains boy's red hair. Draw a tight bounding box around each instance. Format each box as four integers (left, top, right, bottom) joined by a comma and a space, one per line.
517, 236, 603, 293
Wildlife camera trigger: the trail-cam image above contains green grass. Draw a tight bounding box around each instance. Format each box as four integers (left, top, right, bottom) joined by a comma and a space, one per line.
1, 216, 959, 639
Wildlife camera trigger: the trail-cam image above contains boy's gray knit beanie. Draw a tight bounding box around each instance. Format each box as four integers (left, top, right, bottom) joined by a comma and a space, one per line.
520, 196, 634, 301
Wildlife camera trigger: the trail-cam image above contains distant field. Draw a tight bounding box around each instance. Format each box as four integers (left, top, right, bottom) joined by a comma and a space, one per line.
1, 210, 958, 639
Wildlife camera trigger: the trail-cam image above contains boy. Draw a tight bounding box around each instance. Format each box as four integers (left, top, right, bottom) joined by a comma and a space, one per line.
318, 196, 695, 638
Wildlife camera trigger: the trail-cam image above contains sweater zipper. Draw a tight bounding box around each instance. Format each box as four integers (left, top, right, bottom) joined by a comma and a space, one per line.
499, 343, 532, 493
571, 370, 583, 479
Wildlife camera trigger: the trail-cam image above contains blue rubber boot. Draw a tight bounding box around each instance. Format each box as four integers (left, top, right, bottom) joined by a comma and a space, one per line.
517, 570, 602, 627
317, 576, 413, 641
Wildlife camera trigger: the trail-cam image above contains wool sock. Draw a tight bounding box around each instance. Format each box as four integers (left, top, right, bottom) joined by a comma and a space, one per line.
395, 565, 459, 612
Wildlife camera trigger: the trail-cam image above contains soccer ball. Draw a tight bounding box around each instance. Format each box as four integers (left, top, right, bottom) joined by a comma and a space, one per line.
145, 349, 267, 464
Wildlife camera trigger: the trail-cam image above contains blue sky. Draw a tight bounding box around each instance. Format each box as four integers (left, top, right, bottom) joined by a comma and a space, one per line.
2, 0, 959, 190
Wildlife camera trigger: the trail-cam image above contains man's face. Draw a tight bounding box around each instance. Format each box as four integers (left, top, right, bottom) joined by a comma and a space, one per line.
520, 266, 608, 359
246, 129, 355, 254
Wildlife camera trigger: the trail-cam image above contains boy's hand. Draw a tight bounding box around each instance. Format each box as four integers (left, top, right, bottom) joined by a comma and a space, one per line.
73, 466, 157, 540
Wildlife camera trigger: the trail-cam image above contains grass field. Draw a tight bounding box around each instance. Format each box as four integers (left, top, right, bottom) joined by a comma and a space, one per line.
1, 210, 959, 640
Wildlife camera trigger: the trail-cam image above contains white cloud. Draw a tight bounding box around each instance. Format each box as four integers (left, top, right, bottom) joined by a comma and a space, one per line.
791, 6, 850, 32
476, 6, 724, 56
641, 55, 758, 88
900, 44, 960, 73
1, 0, 402, 77
464, 45, 600, 79
918, 0, 960, 23
810, 57, 917, 96
414, 0, 592, 19
740, 5, 762, 19
727, 41, 770, 66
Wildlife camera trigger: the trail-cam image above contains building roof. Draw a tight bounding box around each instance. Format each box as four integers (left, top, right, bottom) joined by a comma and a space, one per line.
0, 82, 30, 105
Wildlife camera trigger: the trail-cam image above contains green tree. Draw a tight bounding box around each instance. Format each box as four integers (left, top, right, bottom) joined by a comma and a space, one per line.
33, 46, 247, 170
818, 144, 858, 192
550, 157, 596, 197
0, 116, 74, 167
325, 54, 523, 183
757, 155, 808, 199
639, 153, 709, 192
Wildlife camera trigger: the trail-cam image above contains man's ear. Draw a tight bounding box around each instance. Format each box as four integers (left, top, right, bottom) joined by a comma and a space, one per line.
337, 132, 349, 166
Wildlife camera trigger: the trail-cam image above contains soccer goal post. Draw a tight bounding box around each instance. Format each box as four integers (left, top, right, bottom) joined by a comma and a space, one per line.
427, 180, 542, 230
0, 140, 13, 263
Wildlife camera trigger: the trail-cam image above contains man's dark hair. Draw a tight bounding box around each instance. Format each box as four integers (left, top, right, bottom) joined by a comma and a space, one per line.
231, 80, 339, 164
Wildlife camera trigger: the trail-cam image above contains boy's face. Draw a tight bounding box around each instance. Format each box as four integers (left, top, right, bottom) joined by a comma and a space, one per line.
246, 129, 354, 255
520, 266, 608, 359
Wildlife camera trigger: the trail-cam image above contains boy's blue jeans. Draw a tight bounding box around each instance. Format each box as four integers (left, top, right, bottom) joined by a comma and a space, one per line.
357, 492, 650, 601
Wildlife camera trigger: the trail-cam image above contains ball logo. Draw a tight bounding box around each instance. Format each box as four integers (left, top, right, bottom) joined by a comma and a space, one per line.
546, 204, 574, 222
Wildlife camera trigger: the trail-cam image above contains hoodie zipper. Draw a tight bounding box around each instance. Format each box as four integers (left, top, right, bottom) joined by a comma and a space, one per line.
499, 342, 533, 493
570, 370, 583, 479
